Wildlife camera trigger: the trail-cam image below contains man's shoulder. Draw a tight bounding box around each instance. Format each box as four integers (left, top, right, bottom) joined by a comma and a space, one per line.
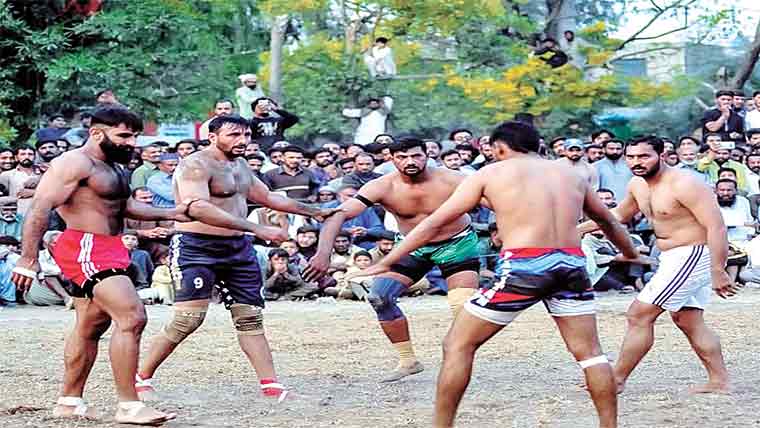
701, 108, 720, 120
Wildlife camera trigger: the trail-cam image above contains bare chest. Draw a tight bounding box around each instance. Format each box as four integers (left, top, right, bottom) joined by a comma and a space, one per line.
635, 187, 687, 222
86, 164, 130, 201
384, 183, 452, 219
209, 164, 252, 197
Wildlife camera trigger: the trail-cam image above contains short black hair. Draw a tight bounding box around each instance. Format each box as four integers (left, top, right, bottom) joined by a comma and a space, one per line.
715, 89, 734, 98
268, 248, 289, 260
208, 114, 249, 134
152, 140, 170, 148
716, 178, 737, 188
602, 139, 625, 149
15, 144, 35, 155
541, 37, 558, 44
49, 113, 65, 121
597, 188, 615, 197
267, 147, 283, 156
703, 132, 723, 141
131, 186, 151, 197
336, 230, 352, 240
584, 143, 602, 152
176, 139, 197, 149
375, 37, 389, 44
337, 157, 355, 167
215, 98, 235, 108
489, 121, 541, 154
282, 145, 305, 155
197, 139, 210, 147
746, 128, 760, 139
377, 230, 396, 241
678, 136, 700, 147
90, 105, 143, 133
455, 144, 478, 156
440, 149, 461, 160
753, 90, 760, 98
733, 90, 745, 97
718, 167, 737, 177
354, 250, 372, 260
625, 135, 664, 155
0, 147, 13, 156
746, 152, 760, 160
488, 222, 498, 233
246, 153, 265, 162
296, 225, 319, 235
591, 129, 615, 140
448, 128, 473, 141
252, 97, 274, 108
364, 142, 385, 155
312, 147, 332, 158
425, 140, 442, 150
373, 134, 395, 143
389, 137, 426, 155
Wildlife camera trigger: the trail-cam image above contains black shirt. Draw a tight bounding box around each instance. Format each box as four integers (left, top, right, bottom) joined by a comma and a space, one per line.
701, 108, 744, 141
250, 109, 299, 149
263, 167, 319, 201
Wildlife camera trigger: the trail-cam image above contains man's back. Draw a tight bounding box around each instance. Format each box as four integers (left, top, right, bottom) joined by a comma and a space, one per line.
480, 157, 587, 248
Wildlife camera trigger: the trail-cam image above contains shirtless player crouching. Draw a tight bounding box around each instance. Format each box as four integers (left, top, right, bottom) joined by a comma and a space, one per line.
355, 121, 638, 428
579, 135, 735, 394
134, 114, 339, 402
12, 106, 185, 425
304, 137, 481, 382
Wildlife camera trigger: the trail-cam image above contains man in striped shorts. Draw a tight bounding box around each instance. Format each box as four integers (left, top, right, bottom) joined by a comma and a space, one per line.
580, 135, 736, 394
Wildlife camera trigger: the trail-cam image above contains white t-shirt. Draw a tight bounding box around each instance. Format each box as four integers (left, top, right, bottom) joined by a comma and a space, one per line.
746, 109, 760, 131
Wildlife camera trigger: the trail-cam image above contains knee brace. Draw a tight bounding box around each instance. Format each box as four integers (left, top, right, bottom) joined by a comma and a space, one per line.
368, 277, 406, 321
162, 308, 207, 344
447, 288, 476, 316
578, 354, 609, 370
230, 304, 264, 336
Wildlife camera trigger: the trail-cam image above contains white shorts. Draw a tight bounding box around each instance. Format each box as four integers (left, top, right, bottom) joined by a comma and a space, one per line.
637, 245, 712, 311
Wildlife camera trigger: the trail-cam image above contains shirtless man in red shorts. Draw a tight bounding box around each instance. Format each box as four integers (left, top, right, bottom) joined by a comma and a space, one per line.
12, 106, 187, 425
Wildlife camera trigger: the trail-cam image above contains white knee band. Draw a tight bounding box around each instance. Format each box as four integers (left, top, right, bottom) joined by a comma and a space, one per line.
578, 355, 609, 369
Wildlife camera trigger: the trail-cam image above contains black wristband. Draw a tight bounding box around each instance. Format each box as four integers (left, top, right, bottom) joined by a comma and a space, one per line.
354, 194, 374, 207
184, 198, 202, 220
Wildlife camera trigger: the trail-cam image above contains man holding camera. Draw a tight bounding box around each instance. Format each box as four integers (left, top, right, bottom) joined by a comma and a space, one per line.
697, 133, 751, 193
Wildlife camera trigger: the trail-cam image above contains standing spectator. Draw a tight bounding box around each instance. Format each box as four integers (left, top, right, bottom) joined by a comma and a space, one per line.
198, 99, 235, 140
263, 146, 320, 201
296, 225, 319, 259
0, 148, 15, 172
702, 89, 745, 142
95, 88, 119, 104
534, 37, 568, 68
449, 128, 473, 146
558, 139, 598, 187
591, 129, 615, 146
61, 111, 92, 147
246, 153, 266, 180
746, 128, 760, 151
342, 96, 393, 146
0, 145, 39, 216
35, 139, 61, 171
593, 139, 632, 198
746, 91, 760, 130
584, 143, 604, 163
374, 134, 395, 145
174, 139, 196, 158
425, 140, 442, 163
343, 153, 382, 188
310, 148, 334, 186
733, 90, 747, 119
676, 143, 709, 183
697, 132, 750, 191
471, 139, 495, 170
146, 152, 179, 208
250, 97, 299, 149
121, 230, 154, 291
235, 73, 265, 119
369, 231, 396, 263
0, 200, 22, 241
130, 143, 162, 189
364, 37, 397, 78
549, 137, 565, 158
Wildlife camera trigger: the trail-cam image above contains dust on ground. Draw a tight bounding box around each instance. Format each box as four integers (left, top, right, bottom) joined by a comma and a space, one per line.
2, 290, 760, 428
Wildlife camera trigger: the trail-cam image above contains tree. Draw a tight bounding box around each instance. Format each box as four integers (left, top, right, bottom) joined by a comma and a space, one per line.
730, 19, 760, 90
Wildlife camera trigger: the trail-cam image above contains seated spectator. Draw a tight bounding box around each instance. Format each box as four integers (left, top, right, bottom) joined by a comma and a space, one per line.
478, 223, 502, 287
329, 230, 364, 272
146, 152, 179, 208
122, 231, 154, 290
148, 250, 174, 305
717, 178, 756, 243
23, 231, 73, 307
322, 185, 385, 249
263, 146, 320, 201
263, 249, 317, 301
0, 200, 23, 241
310, 148, 334, 186
719, 167, 748, 196
317, 187, 337, 204
369, 231, 396, 263
0, 235, 20, 305
124, 187, 174, 261
280, 239, 308, 267
296, 225, 319, 259
326, 250, 374, 300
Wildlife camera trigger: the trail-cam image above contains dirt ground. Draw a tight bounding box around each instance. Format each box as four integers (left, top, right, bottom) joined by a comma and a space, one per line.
2, 289, 760, 428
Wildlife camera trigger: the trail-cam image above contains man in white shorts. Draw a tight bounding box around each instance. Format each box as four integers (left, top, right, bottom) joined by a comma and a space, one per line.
580, 135, 736, 394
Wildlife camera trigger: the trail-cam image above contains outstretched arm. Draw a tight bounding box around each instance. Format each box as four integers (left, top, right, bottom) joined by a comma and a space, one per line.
125, 197, 187, 222
358, 173, 484, 277
247, 174, 338, 219
12, 154, 92, 289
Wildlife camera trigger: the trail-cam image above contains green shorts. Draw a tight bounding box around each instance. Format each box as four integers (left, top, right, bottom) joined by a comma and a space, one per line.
391, 227, 480, 283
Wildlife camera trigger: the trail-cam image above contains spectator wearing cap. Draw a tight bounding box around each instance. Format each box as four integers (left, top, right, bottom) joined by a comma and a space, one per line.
585, 143, 604, 163
130, 143, 162, 189
322, 184, 385, 249
263, 146, 320, 201
317, 187, 337, 204
593, 139, 632, 199
702, 89, 745, 142
146, 152, 179, 208
0, 145, 39, 216
558, 139, 598, 188
236, 73, 266, 119
733, 90, 748, 119
342, 96, 393, 146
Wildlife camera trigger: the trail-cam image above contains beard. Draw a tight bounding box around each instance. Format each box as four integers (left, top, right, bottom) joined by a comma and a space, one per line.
714, 158, 728, 166
401, 164, 425, 177
39, 152, 58, 162
18, 159, 33, 168
223, 145, 246, 160
751, 167, 760, 174
606, 152, 622, 161
718, 195, 737, 207
630, 161, 661, 178
567, 155, 583, 162
100, 134, 133, 164
246, 83, 258, 89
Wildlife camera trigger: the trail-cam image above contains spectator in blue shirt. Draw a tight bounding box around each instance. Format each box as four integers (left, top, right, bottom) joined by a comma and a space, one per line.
594, 139, 632, 199
0, 200, 23, 241
146, 152, 179, 208
322, 184, 386, 249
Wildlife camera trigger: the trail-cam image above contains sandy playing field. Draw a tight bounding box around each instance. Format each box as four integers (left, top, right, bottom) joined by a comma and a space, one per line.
2, 289, 759, 428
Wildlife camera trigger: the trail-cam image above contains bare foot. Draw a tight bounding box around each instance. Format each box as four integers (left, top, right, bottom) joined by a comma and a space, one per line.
689, 382, 732, 394
114, 402, 176, 425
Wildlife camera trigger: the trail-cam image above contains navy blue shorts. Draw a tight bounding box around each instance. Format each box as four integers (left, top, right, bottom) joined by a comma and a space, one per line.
170, 232, 264, 308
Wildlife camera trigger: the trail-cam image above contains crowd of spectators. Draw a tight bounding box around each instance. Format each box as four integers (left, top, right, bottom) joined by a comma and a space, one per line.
3, 87, 760, 309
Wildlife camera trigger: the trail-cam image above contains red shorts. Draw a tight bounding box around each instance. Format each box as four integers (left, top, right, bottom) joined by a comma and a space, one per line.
51, 230, 132, 297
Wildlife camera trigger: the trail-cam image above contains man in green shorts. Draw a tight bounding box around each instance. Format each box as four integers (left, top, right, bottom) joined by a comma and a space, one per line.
304, 137, 481, 382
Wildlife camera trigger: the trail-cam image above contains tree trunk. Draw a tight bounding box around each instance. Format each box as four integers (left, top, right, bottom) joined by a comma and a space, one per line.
730, 19, 760, 90
545, 0, 575, 40
269, 15, 288, 105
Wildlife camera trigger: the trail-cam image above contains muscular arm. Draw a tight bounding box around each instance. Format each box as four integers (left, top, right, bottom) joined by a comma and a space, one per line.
676, 180, 729, 273
247, 174, 326, 217
377, 173, 484, 269
124, 197, 179, 221
20, 155, 91, 260
582, 186, 638, 259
